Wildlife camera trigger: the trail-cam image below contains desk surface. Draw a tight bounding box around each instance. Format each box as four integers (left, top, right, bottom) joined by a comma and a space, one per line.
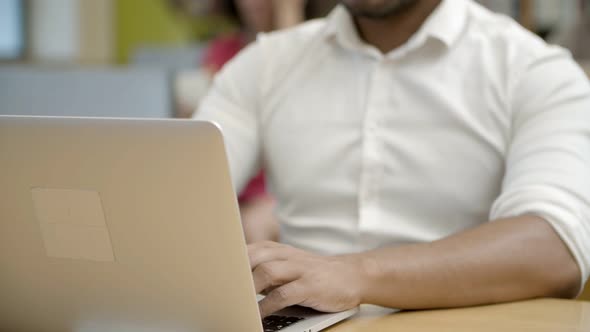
326, 299, 590, 332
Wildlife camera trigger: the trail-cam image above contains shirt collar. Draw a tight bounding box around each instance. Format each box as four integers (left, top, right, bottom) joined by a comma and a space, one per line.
323, 0, 467, 53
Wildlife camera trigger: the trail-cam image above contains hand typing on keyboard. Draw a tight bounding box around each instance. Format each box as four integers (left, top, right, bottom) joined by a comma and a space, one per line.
248, 241, 367, 318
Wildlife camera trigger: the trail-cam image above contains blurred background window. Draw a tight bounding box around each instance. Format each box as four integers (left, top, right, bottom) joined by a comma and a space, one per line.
0, 0, 25, 60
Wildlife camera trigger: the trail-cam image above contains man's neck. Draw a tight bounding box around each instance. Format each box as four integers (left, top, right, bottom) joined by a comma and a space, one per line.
352, 0, 442, 54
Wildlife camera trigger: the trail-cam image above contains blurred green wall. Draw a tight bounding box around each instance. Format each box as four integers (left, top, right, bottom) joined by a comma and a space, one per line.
115, 0, 192, 63
115, 0, 232, 64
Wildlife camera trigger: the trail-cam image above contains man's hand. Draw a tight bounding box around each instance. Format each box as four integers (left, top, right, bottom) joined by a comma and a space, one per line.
248, 241, 367, 318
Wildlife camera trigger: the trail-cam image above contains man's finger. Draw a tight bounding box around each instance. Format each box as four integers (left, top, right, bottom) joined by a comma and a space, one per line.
253, 261, 301, 294
247, 241, 281, 251
258, 282, 307, 318
248, 243, 296, 269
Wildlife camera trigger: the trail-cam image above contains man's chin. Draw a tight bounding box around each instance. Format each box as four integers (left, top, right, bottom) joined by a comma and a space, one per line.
341, 0, 419, 19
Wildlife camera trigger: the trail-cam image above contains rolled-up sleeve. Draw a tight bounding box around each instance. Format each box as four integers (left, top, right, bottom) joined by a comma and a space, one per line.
490, 47, 590, 290
194, 43, 264, 193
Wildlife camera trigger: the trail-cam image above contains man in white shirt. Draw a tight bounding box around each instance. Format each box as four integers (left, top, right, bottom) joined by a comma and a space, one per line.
196, 0, 590, 317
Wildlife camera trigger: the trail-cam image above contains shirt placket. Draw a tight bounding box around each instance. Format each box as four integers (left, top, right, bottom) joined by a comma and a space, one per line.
357, 59, 390, 249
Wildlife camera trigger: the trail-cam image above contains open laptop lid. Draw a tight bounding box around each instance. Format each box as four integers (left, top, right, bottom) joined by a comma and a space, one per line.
0, 116, 263, 331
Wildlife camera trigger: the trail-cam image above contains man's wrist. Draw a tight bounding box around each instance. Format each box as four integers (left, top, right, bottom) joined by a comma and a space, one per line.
345, 252, 384, 304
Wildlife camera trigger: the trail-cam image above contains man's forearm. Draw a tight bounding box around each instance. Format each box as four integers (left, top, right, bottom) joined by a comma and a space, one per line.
240, 196, 279, 243
248, 215, 582, 316
356, 215, 581, 309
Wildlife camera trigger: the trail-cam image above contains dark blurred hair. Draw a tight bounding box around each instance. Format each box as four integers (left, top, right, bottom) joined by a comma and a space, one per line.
218, 0, 337, 25
169, 0, 339, 26
220, 0, 240, 21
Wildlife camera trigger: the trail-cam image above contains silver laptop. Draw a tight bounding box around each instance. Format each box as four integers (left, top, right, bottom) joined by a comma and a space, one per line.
0, 116, 358, 332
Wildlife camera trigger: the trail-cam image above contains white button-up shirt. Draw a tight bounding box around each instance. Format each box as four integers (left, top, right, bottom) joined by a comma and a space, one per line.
196, 0, 590, 286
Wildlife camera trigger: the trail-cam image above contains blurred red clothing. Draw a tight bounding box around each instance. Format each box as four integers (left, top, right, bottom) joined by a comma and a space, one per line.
202, 33, 246, 72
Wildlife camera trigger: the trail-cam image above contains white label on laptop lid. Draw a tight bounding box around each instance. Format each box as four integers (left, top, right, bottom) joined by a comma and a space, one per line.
31, 188, 115, 262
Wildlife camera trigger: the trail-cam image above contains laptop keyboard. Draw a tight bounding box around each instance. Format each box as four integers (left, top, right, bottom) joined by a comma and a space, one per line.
262, 315, 305, 331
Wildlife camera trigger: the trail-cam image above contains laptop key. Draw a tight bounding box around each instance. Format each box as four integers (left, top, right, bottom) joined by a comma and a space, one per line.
262, 315, 305, 331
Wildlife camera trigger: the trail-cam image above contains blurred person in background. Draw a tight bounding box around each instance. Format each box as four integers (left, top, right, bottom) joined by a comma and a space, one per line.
196, 0, 590, 319
170, 0, 310, 120
201, 0, 307, 74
